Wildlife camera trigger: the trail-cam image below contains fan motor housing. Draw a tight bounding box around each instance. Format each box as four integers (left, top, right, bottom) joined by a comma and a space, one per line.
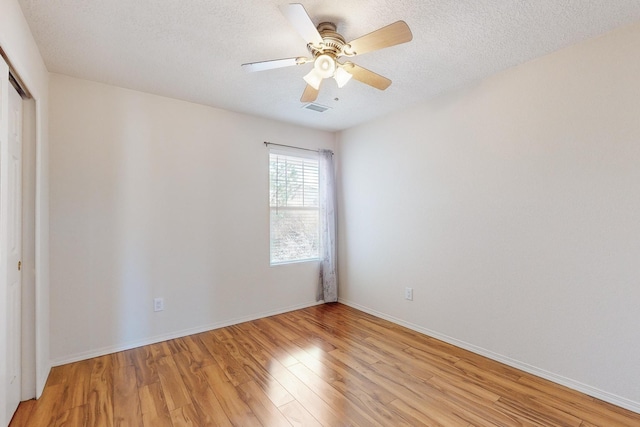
308, 22, 349, 58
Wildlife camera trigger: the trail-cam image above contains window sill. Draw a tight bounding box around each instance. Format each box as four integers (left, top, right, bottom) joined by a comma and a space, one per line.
270, 258, 320, 267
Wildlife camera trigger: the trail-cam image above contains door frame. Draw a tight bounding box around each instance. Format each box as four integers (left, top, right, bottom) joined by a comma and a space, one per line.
0, 46, 40, 425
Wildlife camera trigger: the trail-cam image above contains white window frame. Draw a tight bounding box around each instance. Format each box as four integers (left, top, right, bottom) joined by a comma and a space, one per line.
269, 148, 320, 265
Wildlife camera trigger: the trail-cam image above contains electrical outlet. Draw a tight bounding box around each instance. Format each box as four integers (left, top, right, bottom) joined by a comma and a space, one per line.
405, 287, 413, 301
154, 297, 164, 312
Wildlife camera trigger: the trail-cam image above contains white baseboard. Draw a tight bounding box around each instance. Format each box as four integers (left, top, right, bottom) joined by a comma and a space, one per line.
51, 300, 323, 367
339, 298, 640, 415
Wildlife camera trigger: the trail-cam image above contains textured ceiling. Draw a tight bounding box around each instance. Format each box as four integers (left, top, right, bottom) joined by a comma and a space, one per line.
17, 0, 640, 131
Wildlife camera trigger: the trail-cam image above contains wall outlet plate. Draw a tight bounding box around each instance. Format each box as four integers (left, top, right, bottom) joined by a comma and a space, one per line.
154, 297, 164, 312
405, 287, 413, 301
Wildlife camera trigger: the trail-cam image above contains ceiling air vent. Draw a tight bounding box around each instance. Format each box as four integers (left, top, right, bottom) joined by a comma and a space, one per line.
302, 102, 331, 113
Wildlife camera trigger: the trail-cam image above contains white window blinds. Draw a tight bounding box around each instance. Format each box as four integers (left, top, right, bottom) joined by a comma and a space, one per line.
269, 150, 320, 264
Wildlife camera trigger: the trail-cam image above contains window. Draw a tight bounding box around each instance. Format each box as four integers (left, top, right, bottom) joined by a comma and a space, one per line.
269, 149, 320, 265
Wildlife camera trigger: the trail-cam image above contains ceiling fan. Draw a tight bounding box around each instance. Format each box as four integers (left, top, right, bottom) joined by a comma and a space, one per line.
241, 3, 413, 102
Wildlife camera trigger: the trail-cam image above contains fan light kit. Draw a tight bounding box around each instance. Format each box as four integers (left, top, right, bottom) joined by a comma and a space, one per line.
241, 3, 413, 102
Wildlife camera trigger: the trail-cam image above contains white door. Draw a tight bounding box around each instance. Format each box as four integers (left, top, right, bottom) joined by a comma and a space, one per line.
1, 58, 23, 425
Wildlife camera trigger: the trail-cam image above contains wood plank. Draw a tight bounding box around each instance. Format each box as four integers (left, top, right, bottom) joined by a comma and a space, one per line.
87, 355, 114, 427
282, 332, 404, 425
57, 358, 95, 412
257, 316, 302, 342
387, 398, 460, 427
280, 311, 382, 365
25, 383, 66, 426
494, 395, 583, 426
278, 400, 322, 427
451, 356, 615, 427
517, 375, 640, 426
223, 326, 296, 407
155, 351, 193, 411
113, 365, 142, 427
237, 320, 301, 367
201, 362, 262, 427
428, 374, 501, 406
287, 362, 385, 427
369, 359, 511, 426
148, 341, 173, 360
55, 404, 89, 427
238, 380, 293, 427
131, 345, 159, 387
172, 351, 234, 427
181, 334, 216, 368
138, 382, 172, 427
46, 365, 68, 386
210, 326, 235, 342
253, 358, 347, 426
169, 404, 199, 427
112, 349, 136, 368
329, 377, 413, 427
186, 385, 233, 427
8, 400, 36, 427
197, 333, 252, 386
270, 314, 337, 354
166, 338, 190, 354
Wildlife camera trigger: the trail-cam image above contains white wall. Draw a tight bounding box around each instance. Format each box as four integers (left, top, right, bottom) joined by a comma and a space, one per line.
0, 0, 50, 403
49, 74, 335, 363
338, 21, 640, 411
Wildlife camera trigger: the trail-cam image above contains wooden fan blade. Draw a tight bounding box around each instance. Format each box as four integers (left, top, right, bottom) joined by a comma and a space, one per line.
345, 63, 391, 90
346, 21, 413, 56
301, 84, 319, 102
280, 3, 323, 45
241, 57, 307, 72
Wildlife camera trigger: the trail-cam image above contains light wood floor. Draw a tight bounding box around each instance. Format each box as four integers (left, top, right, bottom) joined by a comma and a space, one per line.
10, 303, 640, 426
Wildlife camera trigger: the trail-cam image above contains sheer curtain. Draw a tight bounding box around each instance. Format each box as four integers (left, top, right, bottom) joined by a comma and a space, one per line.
317, 149, 338, 302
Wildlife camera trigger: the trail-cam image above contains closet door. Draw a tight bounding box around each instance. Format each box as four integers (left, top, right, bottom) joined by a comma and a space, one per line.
1, 53, 24, 427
